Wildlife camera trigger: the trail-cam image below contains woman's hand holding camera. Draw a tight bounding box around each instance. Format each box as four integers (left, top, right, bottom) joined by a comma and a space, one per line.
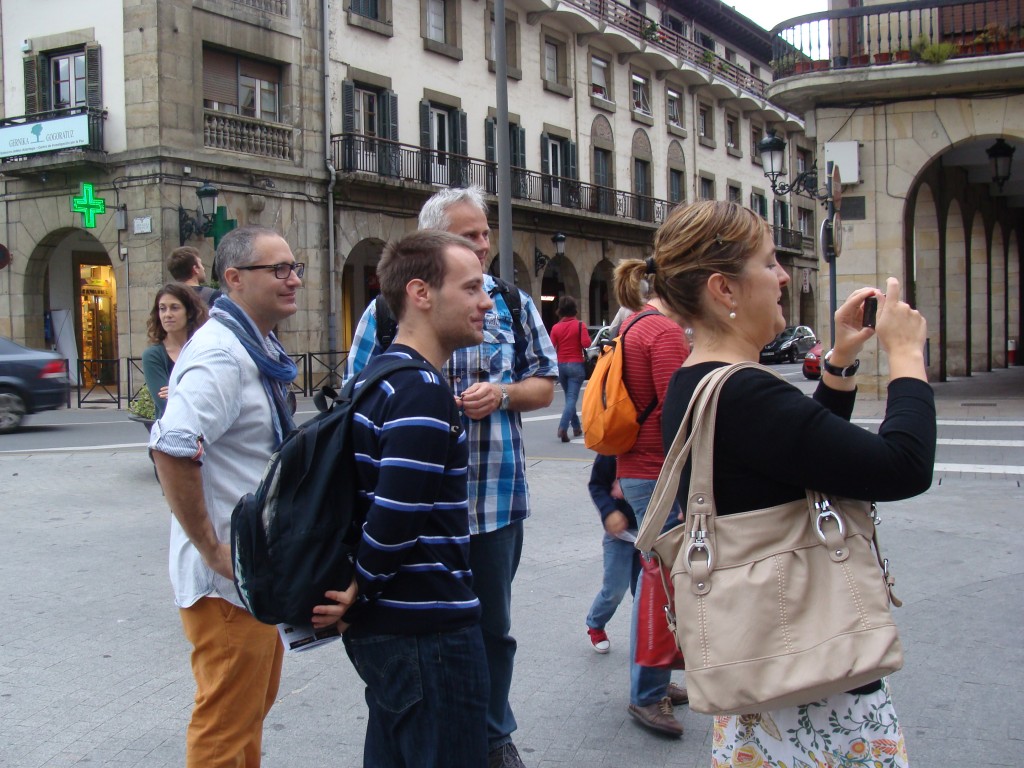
875, 277, 927, 382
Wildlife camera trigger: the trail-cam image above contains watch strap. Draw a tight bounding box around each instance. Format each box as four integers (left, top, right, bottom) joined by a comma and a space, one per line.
822, 350, 860, 378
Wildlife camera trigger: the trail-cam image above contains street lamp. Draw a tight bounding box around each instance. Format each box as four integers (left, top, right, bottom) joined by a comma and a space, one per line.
534, 232, 566, 276
757, 130, 842, 344
987, 138, 1016, 191
757, 129, 827, 201
178, 181, 219, 245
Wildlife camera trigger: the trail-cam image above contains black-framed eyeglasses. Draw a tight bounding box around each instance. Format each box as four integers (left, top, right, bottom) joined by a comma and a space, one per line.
236, 262, 305, 279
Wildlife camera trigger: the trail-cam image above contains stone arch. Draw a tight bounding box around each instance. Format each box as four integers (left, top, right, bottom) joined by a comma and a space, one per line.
912, 183, 941, 381
342, 237, 387, 342
487, 252, 531, 297
969, 213, 988, 373
534, 249, 581, 330
589, 258, 616, 327
944, 198, 967, 377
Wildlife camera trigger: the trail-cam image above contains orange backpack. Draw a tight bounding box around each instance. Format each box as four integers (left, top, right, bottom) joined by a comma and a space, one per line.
582, 311, 659, 456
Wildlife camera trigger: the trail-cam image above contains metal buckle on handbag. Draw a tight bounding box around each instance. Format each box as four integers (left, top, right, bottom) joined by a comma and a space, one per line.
814, 498, 851, 562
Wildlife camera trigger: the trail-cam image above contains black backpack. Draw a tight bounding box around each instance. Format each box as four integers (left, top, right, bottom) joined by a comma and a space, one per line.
231, 356, 434, 626
374, 276, 525, 352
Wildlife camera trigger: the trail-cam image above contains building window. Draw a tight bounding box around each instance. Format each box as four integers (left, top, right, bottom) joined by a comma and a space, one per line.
667, 89, 682, 126
486, 6, 520, 77
663, 13, 686, 35
485, 117, 526, 196
541, 33, 570, 94
591, 55, 610, 99
751, 124, 764, 163
669, 168, 684, 203
698, 105, 710, 137
727, 184, 742, 204
634, 157, 652, 221
203, 48, 281, 122
797, 207, 815, 236
797, 147, 811, 175
631, 73, 651, 114
23, 43, 102, 114
750, 191, 768, 218
593, 146, 614, 213
353, 87, 378, 138
750, 63, 761, 79
726, 116, 738, 148
699, 33, 715, 50
699, 176, 715, 200
427, 0, 446, 42
725, 48, 736, 64
350, 0, 380, 20
422, 0, 461, 58
541, 133, 577, 206
341, 79, 398, 173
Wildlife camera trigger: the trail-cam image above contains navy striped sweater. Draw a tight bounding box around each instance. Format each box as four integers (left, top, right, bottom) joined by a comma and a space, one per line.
344, 347, 481, 636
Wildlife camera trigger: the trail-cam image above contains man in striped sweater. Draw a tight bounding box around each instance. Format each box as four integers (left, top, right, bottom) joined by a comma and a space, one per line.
313, 230, 494, 767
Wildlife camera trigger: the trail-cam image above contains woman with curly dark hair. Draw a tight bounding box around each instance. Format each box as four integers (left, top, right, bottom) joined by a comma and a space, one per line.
142, 283, 209, 418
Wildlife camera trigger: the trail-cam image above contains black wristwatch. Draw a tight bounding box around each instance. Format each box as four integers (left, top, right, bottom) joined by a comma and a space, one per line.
822, 350, 860, 378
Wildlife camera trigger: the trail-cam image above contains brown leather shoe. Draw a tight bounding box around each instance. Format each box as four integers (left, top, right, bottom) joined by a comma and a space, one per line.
667, 682, 688, 706
572, 425, 583, 437
557, 428, 569, 442
627, 697, 683, 737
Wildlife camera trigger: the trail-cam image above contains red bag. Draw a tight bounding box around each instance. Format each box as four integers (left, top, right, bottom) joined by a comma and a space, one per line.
635, 553, 686, 669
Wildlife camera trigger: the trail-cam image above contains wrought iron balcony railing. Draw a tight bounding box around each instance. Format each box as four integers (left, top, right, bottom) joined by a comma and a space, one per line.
774, 227, 806, 254
771, 0, 1023, 77
560, 0, 770, 98
203, 110, 293, 160
0, 106, 105, 164
331, 133, 678, 225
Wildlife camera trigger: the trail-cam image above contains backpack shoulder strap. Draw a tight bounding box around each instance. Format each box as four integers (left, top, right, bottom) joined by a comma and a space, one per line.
490, 277, 526, 348
344, 355, 462, 434
619, 309, 662, 425
374, 295, 398, 351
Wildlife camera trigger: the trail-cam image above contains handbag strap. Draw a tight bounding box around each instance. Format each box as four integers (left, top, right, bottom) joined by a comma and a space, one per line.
635, 363, 764, 552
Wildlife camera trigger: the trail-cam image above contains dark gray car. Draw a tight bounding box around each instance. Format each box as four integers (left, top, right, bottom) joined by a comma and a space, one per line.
0, 337, 70, 433
760, 325, 818, 364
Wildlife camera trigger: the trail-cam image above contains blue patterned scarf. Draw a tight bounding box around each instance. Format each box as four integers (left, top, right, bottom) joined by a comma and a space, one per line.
210, 296, 297, 446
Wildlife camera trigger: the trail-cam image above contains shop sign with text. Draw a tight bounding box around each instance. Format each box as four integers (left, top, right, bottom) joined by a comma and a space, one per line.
0, 113, 90, 159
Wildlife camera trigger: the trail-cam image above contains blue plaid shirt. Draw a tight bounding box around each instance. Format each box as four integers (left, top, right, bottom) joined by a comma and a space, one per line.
345, 275, 558, 534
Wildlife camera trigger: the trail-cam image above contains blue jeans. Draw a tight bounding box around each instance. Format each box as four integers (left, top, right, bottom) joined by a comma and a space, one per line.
620, 477, 682, 707
586, 533, 640, 630
343, 626, 489, 768
469, 521, 524, 751
557, 362, 585, 432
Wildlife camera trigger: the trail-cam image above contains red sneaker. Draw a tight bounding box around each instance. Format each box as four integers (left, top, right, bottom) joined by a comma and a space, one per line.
587, 627, 610, 653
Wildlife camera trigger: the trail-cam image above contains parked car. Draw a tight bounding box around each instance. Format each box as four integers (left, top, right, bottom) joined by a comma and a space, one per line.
802, 342, 824, 379
584, 325, 613, 379
760, 325, 817, 364
0, 337, 70, 433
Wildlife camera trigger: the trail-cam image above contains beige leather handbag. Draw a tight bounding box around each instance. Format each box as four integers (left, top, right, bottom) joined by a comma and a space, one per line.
635, 363, 904, 715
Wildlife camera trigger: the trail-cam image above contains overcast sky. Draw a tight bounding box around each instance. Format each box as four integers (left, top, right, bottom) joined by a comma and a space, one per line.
725, 0, 828, 32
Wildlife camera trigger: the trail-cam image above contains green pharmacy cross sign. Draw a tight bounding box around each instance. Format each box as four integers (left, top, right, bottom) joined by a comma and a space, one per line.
71, 182, 107, 228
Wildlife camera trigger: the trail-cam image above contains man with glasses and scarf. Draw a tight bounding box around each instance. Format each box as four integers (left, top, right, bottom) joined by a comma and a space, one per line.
151, 226, 303, 768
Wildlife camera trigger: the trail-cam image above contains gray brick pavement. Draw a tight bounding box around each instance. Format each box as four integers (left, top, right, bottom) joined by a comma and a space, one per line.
2, 368, 1022, 766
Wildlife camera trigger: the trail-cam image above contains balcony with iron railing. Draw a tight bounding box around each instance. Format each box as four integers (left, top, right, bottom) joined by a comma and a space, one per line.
231, 0, 288, 15
0, 106, 106, 169
203, 109, 293, 160
774, 226, 807, 254
768, 0, 1024, 109
331, 133, 678, 225
558, 0, 770, 100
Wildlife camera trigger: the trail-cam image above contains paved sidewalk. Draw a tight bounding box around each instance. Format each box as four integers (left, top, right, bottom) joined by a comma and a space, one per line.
1, 369, 1022, 767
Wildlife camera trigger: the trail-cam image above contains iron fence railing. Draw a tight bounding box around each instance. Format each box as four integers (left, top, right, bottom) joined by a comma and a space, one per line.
78, 359, 121, 408
561, 0, 770, 97
771, 0, 1023, 77
331, 133, 678, 225
774, 227, 806, 253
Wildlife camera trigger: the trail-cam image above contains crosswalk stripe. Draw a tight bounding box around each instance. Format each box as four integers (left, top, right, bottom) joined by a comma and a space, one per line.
938, 438, 1024, 447
855, 419, 1024, 427
934, 463, 1024, 475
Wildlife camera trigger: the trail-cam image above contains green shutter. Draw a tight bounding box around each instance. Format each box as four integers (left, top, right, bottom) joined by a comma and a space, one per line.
341, 80, 355, 170
24, 56, 42, 114
419, 100, 431, 183
485, 118, 496, 193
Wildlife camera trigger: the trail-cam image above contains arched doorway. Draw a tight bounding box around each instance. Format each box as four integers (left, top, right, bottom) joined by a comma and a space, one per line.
341, 237, 386, 345
590, 258, 615, 326
28, 228, 117, 386
536, 253, 581, 330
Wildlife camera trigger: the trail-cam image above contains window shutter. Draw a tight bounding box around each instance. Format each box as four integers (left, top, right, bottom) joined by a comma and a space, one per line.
516, 125, 526, 167
457, 110, 468, 156
341, 80, 355, 133
567, 140, 578, 179
384, 90, 399, 141
239, 58, 280, 84
540, 133, 550, 175
419, 99, 431, 183
485, 117, 496, 163
204, 48, 239, 109
24, 56, 45, 114
85, 43, 103, 110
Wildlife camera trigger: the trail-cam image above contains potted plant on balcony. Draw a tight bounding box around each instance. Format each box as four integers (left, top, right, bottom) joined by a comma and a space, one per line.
970, 28, 994, 54
874, 50, 893, 63
794, 58, 814, 73
850, 52, 871, 66
642, 21, 661, 42
812, 59, 830, 71
701, 49, 717, 68
769, 53, 797, 76
917, 40, 959, 63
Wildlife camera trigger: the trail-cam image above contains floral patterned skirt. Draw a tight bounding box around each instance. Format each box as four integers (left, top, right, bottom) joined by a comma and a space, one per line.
711, 680, 909, 768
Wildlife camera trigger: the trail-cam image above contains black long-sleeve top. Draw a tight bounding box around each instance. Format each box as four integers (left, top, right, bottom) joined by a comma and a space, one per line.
661, 363, 936, 515
588, 454, 638, 530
